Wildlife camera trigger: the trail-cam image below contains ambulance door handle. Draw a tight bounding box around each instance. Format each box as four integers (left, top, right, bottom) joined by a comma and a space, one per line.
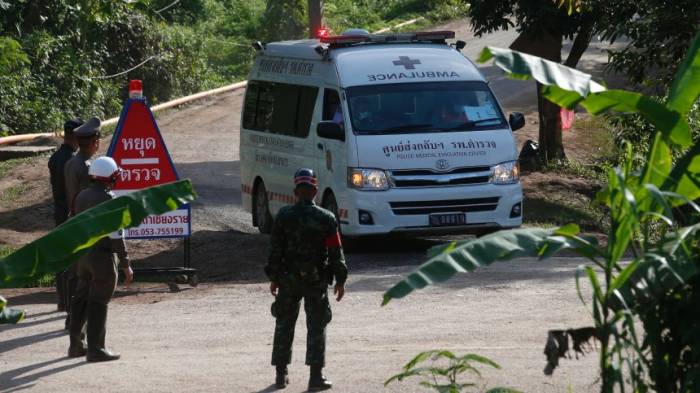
317, 143, 324, 151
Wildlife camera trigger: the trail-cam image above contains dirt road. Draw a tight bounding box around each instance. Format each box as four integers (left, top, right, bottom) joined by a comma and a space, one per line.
1, 257, 598, 393
0, 19, 623, 392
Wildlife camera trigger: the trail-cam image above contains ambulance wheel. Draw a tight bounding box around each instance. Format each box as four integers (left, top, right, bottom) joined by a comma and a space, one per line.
188, 274, 199, 287
254, 181, 273, 234
322, 192, 340, 227
322, 192, 358, 252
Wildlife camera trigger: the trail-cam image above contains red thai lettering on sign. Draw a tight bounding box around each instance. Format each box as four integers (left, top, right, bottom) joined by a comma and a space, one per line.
108, 100, 178, 190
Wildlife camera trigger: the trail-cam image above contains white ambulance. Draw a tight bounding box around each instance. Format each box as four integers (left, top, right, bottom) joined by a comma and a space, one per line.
240, 30, 524, 237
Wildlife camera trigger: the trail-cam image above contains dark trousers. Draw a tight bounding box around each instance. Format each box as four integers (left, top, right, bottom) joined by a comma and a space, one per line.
74, 249, 118, 305
271, 274, 332, 367
54, 212, 71, 309
56, 270, 77, 310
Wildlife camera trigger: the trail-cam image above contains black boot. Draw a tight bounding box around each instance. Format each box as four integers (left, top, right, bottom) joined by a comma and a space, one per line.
275, 365, 289, 389
308, 366, 332, 391
86, 302, 120, 362
56, 272, 66, 311
67, 297, 87, 358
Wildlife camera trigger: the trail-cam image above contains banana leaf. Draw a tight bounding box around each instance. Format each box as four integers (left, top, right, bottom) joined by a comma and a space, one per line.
0, 180, 197, 288
478, 46, 692, 149
667, 31, 700, 116
382, 226, 578, 305
0, 295, 25, 324
611, 223, 700, 310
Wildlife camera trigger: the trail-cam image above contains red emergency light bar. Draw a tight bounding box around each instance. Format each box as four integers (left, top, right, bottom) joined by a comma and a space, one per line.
320, 31, 455, 46
320, 35, 369, 45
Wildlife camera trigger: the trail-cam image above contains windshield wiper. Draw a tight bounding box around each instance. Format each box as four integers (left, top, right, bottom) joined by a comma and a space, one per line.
439, 118, 502, 132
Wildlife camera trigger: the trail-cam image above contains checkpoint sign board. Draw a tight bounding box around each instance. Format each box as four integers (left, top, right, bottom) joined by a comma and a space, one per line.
107, 98, 191, 239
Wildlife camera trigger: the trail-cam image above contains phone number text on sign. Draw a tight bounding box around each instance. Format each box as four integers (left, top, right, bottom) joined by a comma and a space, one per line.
125, 209, 190, 239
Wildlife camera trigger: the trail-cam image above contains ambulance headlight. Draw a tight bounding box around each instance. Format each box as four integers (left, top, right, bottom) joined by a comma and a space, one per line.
348, 168, 389, 191
491, 161, 520, 184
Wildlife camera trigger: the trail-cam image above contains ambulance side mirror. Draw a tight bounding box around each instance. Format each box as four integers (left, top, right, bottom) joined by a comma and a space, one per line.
317, 121, 345, 142
509, 112, 525, 131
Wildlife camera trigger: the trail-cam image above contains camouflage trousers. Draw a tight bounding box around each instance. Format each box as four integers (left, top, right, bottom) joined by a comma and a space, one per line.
271, 273, 332, 366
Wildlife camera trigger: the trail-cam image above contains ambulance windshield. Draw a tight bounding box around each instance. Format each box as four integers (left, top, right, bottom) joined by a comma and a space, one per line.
346, 81, 506, 135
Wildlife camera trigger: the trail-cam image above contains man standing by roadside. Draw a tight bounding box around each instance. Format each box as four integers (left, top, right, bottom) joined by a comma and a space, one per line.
64, 117, 101, 215
48, 118, 82, 313
265, 168, 348, 391
68, 156, 133, 362
62, 117, 101, 330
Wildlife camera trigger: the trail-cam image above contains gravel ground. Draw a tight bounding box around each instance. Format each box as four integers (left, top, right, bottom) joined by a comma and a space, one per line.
1, 257, 598, 393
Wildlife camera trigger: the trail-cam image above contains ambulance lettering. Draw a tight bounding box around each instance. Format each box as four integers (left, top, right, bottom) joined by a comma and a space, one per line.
367, 71, 459, 82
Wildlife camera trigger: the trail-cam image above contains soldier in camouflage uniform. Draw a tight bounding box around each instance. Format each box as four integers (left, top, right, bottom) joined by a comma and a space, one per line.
265, 168, 348, 391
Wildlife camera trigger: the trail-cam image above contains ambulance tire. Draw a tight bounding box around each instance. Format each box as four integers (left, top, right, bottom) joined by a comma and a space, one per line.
253, 181, 273, 234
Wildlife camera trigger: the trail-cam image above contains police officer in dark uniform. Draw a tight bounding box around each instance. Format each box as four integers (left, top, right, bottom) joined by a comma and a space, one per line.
64, 117, 101, 214
265, 168, 348, 391
67, 156, 133, 362
62, 117, 102, 330
48, 118, 82, 312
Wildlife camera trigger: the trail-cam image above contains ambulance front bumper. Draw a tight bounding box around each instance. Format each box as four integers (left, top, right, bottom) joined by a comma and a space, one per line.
340, 182, 522, 236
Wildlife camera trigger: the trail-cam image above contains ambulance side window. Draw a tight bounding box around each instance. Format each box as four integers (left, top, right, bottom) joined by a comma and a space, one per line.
256, 82, 274, 131
323, 89, 342, 123
242, 82, 259, 130
296, 86, 318, 137
241, 80, 318, 138
269, 84, 298, 134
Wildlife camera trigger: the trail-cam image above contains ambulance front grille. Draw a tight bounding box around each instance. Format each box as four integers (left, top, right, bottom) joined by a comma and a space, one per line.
389, 197, 500, 215
389, 166, 492, 188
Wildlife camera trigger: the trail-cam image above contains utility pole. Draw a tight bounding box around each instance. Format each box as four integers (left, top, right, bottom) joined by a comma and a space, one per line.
308, 0, 323, 38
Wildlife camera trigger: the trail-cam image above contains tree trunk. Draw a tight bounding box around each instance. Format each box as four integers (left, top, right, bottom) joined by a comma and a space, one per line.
537, 82, 565, 162
510, 29, 565, 164
308, 0, 323, 38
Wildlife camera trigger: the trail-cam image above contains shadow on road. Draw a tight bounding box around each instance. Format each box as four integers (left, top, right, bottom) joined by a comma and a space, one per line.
346, 256, 584, 294
0, 329, 64, 355
136, 229, 269, 282
0, 315, 64, 331
0, 198, 53, 233
0, 357, 84, 392
251, 384, 283, 393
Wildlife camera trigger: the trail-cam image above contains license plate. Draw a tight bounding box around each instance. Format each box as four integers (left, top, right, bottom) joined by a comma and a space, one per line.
429, 213, 466, 227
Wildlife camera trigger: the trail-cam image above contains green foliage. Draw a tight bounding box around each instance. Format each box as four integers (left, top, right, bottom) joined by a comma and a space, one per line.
607, 101, 700, 165
599, 0, 700, 90
0, 295, 25, 325
0, 0, 459, 136
385, 350, 521, 393
0, 180, 197, 287
324, 0, 469, 34
384, 34, 700, 392
261, 0, 306, 41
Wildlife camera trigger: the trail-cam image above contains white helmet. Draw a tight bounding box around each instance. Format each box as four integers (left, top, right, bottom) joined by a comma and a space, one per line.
89, 156, 120, 182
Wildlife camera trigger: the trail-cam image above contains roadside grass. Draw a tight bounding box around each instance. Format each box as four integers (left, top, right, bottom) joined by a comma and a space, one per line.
1, 183, 28, 207
524, 192, 609, 234
572, 116, 618, 157
0, 157, 34, 180
522, 115, 615, 235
